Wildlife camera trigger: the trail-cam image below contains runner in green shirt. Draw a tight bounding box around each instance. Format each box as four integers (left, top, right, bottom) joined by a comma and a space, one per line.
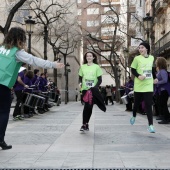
79, 51, 103, 132
130, 42, 156, 133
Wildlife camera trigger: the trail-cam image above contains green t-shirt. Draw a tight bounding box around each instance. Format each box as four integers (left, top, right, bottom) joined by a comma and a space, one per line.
79, 63, 103, 90
131, 55, 154, 92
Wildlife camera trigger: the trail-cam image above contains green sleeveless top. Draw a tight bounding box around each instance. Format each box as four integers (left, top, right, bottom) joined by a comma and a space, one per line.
0, 46, 22, 88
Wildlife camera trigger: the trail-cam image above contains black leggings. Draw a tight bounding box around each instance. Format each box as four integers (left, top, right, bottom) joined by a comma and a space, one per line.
133, 92, 153, 125
0, 85, 11, 142
82, 90, 93, 124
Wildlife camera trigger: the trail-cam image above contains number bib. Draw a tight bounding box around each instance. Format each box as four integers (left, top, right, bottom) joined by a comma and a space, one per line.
143, 70, 152, 79
85, 79, 94, 88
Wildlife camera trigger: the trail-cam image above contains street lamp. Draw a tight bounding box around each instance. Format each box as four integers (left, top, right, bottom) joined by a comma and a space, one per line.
65, 62, 71, 104
53, 47, 60, 87
143, 13, 153, 43
25, 16, 35, 70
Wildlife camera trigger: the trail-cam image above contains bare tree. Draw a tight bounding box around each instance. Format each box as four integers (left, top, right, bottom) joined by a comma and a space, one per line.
29, 0, 73, 73
0, 0, 27, 35
48, 21, 82, 104
81, 0, 125, 102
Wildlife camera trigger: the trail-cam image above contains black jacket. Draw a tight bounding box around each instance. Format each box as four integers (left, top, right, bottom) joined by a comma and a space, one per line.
91, 87, 106, 112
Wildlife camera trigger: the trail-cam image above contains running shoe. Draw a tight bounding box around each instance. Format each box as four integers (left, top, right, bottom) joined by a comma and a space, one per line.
80, 125, 86, 132
13, 115, 24, 120
13, 116, 20, 121
18, 115, 24, 120
86, 123, 89, 131
130, 117, 135, 125
147, 125, 155, 133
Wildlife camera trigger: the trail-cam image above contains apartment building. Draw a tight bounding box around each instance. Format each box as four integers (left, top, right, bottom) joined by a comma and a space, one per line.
145, 0, 170, 70
154, 0, 170, 58
77, 0, 124, 86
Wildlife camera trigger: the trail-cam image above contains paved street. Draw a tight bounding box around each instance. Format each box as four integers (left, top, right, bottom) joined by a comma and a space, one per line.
0, 101, 170, 169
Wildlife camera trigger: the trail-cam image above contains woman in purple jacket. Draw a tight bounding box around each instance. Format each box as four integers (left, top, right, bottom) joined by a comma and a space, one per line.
154, 57, 170, 124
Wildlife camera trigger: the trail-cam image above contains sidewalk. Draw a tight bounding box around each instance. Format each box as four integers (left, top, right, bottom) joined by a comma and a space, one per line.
0, 101, 170, 169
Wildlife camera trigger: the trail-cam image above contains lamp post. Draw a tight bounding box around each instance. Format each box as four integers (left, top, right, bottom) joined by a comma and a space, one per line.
25, 16, 35, 70
143, 13, 153, 43
65, 62, 71, 104
53, 47, 60, 87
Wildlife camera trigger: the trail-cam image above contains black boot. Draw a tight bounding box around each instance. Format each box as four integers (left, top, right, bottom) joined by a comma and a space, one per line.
0, 141, 12, 150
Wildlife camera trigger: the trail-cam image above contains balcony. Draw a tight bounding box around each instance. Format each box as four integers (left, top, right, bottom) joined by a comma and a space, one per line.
154, 31, 170, 56
155, 0, 168, 13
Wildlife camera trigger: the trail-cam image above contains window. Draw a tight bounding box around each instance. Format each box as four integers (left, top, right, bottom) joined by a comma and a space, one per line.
91, 32, 100, 37
87, 0, 99, 3
101, 15, 117, 24
87, 8, 99, 15
78, 21, 81, 25
130, 13, 136, 23
87, 44, 98, 50
87, 20, 99, 27
140, 0, 142, 7
78, 9, 82, 15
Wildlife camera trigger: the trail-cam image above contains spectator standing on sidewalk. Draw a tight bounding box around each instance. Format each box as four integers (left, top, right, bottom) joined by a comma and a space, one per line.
78, 51, 104, 132
154, 57, 170, 124
124, 76, 134, 111
75, 88, 79, 102
105, 85, 114, 105
130, 42, 156, 133
13, 65, 27, 121
0, 27, 64, 150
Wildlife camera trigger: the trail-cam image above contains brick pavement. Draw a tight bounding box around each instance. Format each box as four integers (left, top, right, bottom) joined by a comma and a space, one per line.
0, 101, 170, 169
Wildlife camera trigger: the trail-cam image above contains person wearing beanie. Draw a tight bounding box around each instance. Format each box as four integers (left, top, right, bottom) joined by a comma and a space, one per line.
129, 41, 156, 133
139, 42, 150, 54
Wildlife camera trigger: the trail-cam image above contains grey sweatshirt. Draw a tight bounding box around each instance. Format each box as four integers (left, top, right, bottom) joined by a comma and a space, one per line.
15, 49, 56, 69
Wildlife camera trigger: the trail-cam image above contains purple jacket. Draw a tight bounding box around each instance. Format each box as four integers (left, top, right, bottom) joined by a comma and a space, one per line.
38, 77, 48, 92
23, 76, 33, 93
32, 75, 39, 85
155, 69, 170, 96
13, 71, 25, 91
125, 80, 134, 95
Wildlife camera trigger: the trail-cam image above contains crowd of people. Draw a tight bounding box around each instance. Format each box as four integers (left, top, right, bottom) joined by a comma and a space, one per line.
78, 42, 170, 135
12, 67, 61, 120
0, 26, 170, 151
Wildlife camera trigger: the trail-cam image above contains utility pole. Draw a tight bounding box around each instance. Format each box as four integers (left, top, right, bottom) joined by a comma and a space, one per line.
125, 0, 130, 81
